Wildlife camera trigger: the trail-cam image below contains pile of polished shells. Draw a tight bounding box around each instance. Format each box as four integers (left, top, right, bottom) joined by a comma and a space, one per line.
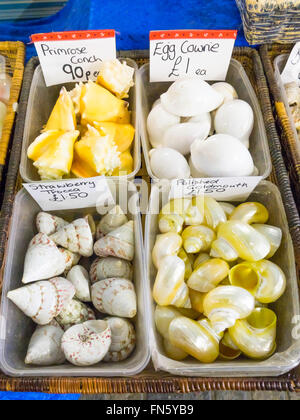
147, 79, 257, 179
152, 197, 286, 363
7, 206, 137, 367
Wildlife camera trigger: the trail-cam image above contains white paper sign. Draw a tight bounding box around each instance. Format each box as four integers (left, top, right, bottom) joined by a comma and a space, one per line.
150, 30, 237, 82
23, 177, 115, 211
32, 30, 116, 87
169, 177, 262, 202
281, 42, 300, 86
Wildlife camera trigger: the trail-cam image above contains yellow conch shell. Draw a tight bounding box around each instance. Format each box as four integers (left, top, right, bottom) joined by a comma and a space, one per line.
29, 130, 79, 180
204, 197, 227, 230
97, 59, 135, 99
93, 122, 135, 153
44, 87, 76, 132
168, 317, 221, 363
229, 260, 286, 304
153, 256, 191, 308
182, 225, 216, 254
229, 308, 277, 360
111, 149, 133, 176
72, 125, 120, 176
210, 221, 271, 262
178, 248, 194, 280
80, 81, 129, 124
219, 331, 242, 360
203, 286, 255, 333
230, 202, 269, 224
152, 232, 182, 269
252, 224, 282, 258
188, 258, 230, 293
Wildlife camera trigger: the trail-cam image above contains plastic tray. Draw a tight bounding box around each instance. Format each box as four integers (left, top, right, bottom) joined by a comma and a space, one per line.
139, 59, 272, 182
0, 180, 150, 377
274, 54, 300, 158
145, 180, 300, 377
20, 59, 141, 183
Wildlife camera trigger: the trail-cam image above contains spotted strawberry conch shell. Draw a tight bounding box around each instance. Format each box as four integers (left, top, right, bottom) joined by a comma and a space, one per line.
22, 233, 67, 284
61, 320, 111, 366
50, 215, 95, 257
36, 212, 68, 236
7, 277, 75, 325
89, 257, 133, 284
96, 205, 128, 240
94, 221, 134, 261
91, 278, 137, 318
67, 265, 91, 302
59, 249, 81, 274
56, 298, 95, 330
25, 322, 65, 366
104, 317, 136, 362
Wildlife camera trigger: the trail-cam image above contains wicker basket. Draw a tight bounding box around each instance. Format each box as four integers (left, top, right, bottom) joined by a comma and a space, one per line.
236, 0, 300, 45
0, 48, 299, 393
0, 42, 25, 189
260, 44, 300, 213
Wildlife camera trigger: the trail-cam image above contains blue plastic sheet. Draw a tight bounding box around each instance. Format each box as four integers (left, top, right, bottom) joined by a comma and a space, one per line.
0, 0, 248, 400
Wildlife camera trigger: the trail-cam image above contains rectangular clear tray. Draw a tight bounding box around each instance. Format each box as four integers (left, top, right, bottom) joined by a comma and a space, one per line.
20, 59, 141, 183
0, 180, 150, 377
145, 181, 300, 377
139, 59, 272, 182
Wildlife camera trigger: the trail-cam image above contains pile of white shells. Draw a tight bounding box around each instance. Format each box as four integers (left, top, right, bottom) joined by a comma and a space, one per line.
147, 79, 257, 180
8, 206, 137, 367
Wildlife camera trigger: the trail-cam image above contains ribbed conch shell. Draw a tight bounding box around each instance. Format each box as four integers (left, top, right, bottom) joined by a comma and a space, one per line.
169, 317, 222, 363
90, 257, 133, 284
229, 260, 286, 304
188, 258, 230, 293
252, 224, 282, 258
59, 249, 81, 274
230, 202, 269, 224
36, 212, 68, 236
96, 205, 128, 239
203, 286, 255, 333
204, 197, 227, 230
50, 215, 95, 257
7, 277, 75, 325
182, 225, 216, 254
158, 198, 192, 234
67, 265, 91, 302
153, 256, 191, 309
210, 221, 271, 262
219, 331, 242, 360
22, 233, 67, 284
103, 317, 136, 362
94, 221, 134, 261
25, 321, 65, 366
229, 308, 277, 360
56, 299, 95, 330
152, 232, 182, 269
92, 278, 137, 318
61, 320, 111, 366
193, 253, 210, 270
178, 248, 193, 280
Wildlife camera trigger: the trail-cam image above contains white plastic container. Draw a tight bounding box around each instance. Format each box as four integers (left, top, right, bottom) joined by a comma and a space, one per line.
0, 181, 150, 377
274, 54, 300, 157
145, 181, 300, 377
139, 59, 272, 182
20, 59, 141, 183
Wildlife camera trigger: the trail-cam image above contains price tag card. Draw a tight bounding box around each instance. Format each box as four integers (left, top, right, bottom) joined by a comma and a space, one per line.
169, 177, 262, 202
281, 42, 300, 86
31, 30, 116, 86
150, 30, 237, 82
23, 177, 115, 211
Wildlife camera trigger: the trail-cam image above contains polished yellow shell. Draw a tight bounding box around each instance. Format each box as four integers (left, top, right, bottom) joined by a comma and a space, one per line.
219, 332, 242, 360
154, 305, 182, 338
204, 197, 227, 230
189, 289, 206, 313
188, 258, 230, 293
182, 225, 216, 254
252, 224, 282, 259
178, 248, 193, 280
229, 308, 277, 360
163, 338, 188, 361
184, 196, 205, 226
193, 253, 210, 270
152, 232, 182, 269
230, 202, 269, 224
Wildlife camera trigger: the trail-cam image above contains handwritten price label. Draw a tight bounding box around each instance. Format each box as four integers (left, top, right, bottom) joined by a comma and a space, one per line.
23, 177, 115, 211
31, 30, 116, 87
150, 30, 237, 82
169, 177, 262, 201
281, 42, 300, 86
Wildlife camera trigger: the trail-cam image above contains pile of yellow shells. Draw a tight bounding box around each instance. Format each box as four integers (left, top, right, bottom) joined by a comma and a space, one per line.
152, 197, 286, 363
